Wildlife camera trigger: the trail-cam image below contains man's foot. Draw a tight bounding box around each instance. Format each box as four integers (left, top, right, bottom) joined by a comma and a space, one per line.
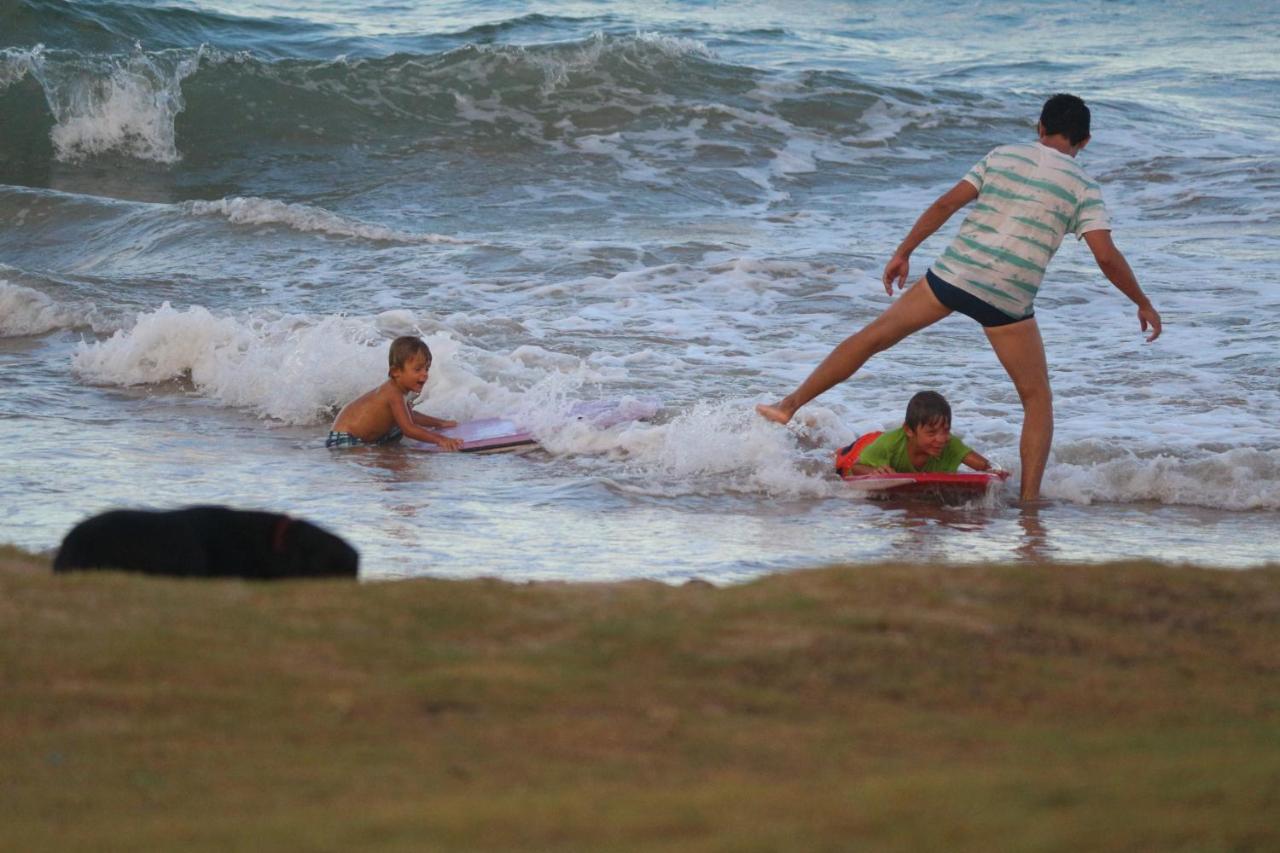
755, 402, 795, 424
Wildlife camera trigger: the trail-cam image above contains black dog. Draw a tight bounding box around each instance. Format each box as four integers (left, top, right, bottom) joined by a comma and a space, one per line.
53, 506, 359, 579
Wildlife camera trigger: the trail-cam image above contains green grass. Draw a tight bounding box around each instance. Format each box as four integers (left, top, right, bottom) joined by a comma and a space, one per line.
3, 546, 1279, 851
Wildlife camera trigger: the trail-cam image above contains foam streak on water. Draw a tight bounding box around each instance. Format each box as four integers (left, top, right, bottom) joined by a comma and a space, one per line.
2, 0, 1278, 578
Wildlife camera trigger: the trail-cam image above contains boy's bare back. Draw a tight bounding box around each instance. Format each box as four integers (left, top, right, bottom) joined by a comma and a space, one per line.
331, 381, 407, 443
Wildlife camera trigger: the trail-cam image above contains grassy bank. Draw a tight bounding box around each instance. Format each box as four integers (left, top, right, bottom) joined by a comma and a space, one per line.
3, 545, 1279, 851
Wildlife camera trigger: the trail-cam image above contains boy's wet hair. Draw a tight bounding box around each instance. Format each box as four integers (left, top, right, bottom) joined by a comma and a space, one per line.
388, 335, 431, 375
1040, 93, 1091, 146
904, 390, 951, 430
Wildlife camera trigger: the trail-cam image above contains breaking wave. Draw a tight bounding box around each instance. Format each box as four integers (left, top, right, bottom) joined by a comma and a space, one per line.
0, 33, 929, 171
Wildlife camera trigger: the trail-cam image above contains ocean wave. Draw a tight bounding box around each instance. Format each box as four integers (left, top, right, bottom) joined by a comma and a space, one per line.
595, 407, 1280, 510
0, 186, 464, 280
1, 44, 203, 163
0, 280, 102, 336
184, 197, 467, 244
71, 303, 412, 424
595, 398, 842, 498
0, 34, 911, 170
63, 299, 815, 484
69, 303, 602, 426
1048, 449, 1280, 512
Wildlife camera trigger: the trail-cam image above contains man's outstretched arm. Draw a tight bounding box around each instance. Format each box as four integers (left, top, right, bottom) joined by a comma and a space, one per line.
1083, 229, 1162, 342
882, 180, 979, 293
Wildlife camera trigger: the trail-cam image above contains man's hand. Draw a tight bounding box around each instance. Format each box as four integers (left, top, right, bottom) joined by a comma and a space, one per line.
1138, 303, 1162, 342
882, 253, 911, 294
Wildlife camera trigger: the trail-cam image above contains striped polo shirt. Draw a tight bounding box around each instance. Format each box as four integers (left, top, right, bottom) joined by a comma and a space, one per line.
930, 142, 1111, 319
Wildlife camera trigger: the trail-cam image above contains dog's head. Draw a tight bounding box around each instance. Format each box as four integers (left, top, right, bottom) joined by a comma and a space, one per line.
273, 517, 359, 579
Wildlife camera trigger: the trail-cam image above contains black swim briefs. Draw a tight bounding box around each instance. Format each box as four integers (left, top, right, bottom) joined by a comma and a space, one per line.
926, 270, 1030, 328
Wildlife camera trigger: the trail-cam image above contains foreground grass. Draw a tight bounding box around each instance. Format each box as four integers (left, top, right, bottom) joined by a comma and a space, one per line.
3, 545, 1279, 852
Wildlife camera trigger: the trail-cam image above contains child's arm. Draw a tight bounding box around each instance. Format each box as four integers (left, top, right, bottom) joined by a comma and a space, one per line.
1083, 230, 1162, 342
388, 393, 463, 451
883, 180, 979, 293
962, 450, 1010, 479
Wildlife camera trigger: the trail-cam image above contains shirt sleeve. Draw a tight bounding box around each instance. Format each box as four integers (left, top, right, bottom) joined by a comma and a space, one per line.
1073, 182, 1111, 238
962, 149, 994, 191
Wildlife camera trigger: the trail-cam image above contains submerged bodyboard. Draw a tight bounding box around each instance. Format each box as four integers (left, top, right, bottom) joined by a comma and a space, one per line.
413, 398, 659, 454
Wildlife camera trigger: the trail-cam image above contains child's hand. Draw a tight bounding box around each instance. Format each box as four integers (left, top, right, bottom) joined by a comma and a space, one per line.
439, 419, 458, 429
437, 436, 464, 452
991, 468, 1011, 480
873, 465, 895, 475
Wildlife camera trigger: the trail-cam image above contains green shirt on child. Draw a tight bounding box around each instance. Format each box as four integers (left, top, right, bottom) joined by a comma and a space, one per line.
856, 427, 972, 473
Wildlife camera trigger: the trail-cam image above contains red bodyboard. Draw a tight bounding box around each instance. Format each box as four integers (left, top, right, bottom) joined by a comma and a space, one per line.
842, 471, 1002, 495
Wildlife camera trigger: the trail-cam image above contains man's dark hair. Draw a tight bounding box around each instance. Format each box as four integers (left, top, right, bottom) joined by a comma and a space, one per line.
904, 391, 951, 430
1040, 93, 1091, 146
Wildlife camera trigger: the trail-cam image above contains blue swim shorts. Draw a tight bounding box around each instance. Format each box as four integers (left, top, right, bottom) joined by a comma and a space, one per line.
325, 426, 403, 449
926, 270, 1030, 328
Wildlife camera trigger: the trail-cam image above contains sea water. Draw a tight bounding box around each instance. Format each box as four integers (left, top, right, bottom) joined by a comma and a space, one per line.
2, 0, 1278, 580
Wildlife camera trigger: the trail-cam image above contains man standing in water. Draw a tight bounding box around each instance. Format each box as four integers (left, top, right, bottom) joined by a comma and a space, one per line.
756, 94, 1162, 500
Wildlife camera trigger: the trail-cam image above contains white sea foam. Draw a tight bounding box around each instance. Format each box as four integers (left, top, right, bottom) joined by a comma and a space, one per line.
1048, 449, 1280, 511
185, 197, 467, 244
582, 398, 844, 498
60, 295, 845, 492
0, 282, 101, 336
72, 305, 434, 424
67, 302, 617, 427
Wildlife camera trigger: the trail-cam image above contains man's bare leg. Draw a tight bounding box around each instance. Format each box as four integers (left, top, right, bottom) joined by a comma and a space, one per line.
756, 278, 951, 424
984, 317, 1053, 500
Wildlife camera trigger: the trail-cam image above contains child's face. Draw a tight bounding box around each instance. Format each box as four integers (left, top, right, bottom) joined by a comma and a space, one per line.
391, 353, 431, 395
904, 419, 951, 459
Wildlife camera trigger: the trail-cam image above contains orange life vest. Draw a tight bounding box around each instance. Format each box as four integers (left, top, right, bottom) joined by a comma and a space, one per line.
834, 430, 883, 477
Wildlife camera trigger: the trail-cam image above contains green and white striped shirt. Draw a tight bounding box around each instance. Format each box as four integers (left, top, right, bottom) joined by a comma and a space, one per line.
930, 142, 1110, 319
